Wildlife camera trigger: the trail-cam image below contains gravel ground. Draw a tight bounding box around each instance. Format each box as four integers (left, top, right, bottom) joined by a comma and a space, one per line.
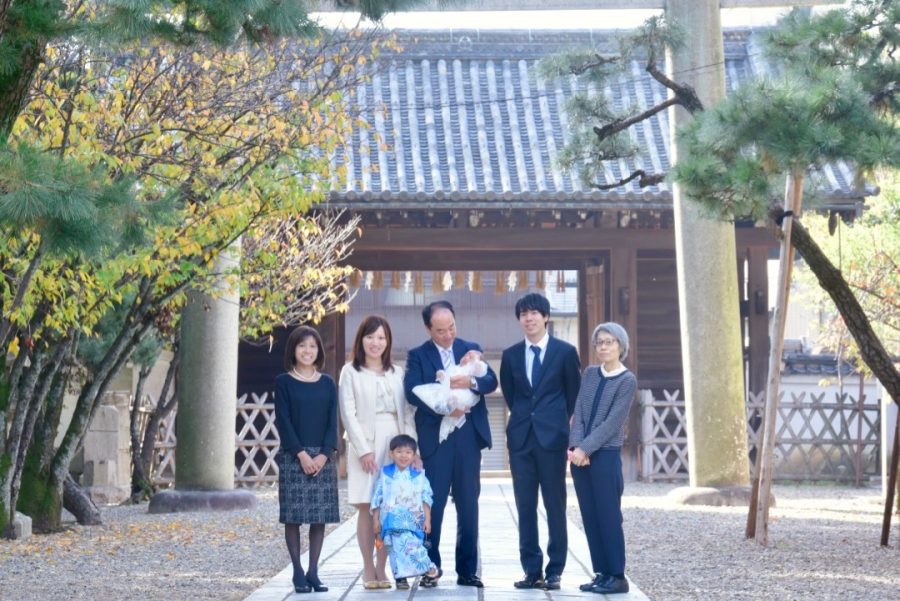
1, 481, 897, 600
568, 482, 900, 601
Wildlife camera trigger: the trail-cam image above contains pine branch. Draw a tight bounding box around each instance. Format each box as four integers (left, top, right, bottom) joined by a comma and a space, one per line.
590, 169, 666, 191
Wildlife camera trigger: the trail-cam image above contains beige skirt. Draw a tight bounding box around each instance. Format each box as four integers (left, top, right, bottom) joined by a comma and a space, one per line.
346, 412, 400, 505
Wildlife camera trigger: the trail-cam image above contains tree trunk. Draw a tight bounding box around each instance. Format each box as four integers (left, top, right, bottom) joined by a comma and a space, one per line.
129, 365, 152, 501
63, 473, 101, 526
134, 347, 179, 501
0, 7, 48, 142
789, 218, 900, 404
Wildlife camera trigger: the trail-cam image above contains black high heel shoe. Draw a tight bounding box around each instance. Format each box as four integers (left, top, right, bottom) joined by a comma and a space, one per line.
293, 573, 312, 594
306, 574, 328, 593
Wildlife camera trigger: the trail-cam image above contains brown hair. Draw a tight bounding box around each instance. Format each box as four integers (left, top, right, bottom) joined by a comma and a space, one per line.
351, 315, 393, 372
283, 326, 325, 371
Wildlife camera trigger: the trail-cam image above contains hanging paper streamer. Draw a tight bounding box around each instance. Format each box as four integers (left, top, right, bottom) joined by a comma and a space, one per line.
454, 271, 465, 290
404, 271, 413, 293
536, 270, 546, 290
391, 271, 402, 289
472, 271, 483, 293
431, 271, 442, 293
372, 271, 384, 289
414, 272, 425, 294
495, 271, 505, 294
365, 271, 374, 290
507, 271, 517, 291
442, 271, 453, 291
517, 271, 528, 290
349, 269, 362, 288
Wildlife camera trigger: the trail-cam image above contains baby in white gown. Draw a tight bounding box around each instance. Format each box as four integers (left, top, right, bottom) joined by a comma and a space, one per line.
412, 356, 488, 443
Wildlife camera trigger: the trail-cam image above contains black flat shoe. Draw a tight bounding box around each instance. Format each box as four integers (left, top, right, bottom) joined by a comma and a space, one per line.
395, 577, 409, 590
591, 576, 629, 595
457, 574, 484, 588
580, 573, 608, 592
543, 574, 561, 590
306, 574, 328, 593
514, 573, 544, 589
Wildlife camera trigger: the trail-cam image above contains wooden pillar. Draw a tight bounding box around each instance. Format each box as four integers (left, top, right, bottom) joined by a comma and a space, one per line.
609, 248, 637, 373
579, 260, 607, 366
746, 247, 770, 397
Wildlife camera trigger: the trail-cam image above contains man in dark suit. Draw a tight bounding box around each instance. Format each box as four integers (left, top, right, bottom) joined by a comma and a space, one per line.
500, 292, 581, 591
404, 300, 498, 589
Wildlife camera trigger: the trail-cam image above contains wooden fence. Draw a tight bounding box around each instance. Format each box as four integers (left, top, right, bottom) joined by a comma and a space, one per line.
146, 386, 882, 486
640, 388, 882, 482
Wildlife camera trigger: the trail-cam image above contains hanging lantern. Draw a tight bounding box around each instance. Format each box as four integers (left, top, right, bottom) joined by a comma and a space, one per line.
536, 270, 546, 290
414, 272, 424, 294
391, 271, 402, 289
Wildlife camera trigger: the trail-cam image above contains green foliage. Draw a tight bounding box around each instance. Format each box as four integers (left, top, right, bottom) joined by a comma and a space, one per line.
673, 67, 897, 220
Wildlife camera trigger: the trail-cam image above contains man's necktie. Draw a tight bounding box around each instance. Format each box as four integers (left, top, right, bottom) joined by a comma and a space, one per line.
530, 345, 542, 388
441, 348, 454, 371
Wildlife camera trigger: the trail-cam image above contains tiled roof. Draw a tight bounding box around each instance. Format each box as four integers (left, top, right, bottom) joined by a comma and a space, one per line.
326, 29, 866, 210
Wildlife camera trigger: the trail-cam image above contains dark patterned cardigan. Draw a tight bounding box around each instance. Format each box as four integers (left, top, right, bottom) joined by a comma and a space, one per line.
569, 366, 637, 455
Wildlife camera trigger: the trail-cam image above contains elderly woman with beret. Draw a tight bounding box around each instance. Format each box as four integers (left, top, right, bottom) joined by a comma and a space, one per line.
569, 322, 637, 595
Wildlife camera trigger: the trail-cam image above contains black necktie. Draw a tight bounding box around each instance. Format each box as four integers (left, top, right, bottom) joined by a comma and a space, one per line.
531, 345, 542, 388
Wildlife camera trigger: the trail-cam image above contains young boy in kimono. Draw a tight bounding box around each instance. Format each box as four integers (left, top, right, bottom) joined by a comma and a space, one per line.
371, 434, 440, 589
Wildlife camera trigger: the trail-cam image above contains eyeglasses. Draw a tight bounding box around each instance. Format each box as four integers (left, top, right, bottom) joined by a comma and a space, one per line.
595, 338, 618, 347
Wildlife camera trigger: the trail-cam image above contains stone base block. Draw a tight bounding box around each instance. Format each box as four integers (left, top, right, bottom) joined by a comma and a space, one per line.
148, 489, 257, 514
12, 512, 32, 540
668, 485, 770, 507
86, 485, 130, 506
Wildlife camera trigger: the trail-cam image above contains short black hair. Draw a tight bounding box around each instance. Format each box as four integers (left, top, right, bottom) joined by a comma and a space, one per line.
421, 300, 455, 327
514, 292, 550, 319
389, 434, 418, 453
283, 326, 326, 371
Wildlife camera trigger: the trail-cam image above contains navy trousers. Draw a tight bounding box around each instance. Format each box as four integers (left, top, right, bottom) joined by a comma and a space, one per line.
509, 427, 568, 578
571, 449, 626, 577
422, 418, 481, 577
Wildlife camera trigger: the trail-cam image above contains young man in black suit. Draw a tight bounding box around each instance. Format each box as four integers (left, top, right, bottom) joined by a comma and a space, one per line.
500, 292, 581, 591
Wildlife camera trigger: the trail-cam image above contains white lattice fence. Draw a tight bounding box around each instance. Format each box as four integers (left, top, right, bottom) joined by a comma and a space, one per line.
150, 392, 280, 487
641, 387, 882, 482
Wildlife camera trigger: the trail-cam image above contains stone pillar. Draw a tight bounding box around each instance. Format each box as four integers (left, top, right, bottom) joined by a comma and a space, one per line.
150, 241, 255, 513
666, 0, 750, 503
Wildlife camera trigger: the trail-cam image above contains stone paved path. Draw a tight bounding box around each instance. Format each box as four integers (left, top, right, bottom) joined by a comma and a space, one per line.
245, 479, 649, 601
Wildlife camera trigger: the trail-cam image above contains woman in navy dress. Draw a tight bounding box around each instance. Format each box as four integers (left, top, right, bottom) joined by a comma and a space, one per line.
274, 326, 339, 594
569, 322, 637, 596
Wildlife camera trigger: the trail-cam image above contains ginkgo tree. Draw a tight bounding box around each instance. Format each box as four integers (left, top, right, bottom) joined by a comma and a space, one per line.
0, 1, 402, 533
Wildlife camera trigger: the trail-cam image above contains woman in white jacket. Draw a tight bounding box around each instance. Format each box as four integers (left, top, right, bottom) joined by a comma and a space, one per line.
339, 315, 417, 589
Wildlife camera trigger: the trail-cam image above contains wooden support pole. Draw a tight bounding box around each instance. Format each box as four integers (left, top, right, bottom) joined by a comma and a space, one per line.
881, 409, 899, 547
751, 171, 804, 546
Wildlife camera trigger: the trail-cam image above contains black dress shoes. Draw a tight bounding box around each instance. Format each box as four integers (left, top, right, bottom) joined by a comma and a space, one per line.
543, 574, 561, 590
580, 573, 607, 592
420, 567, 442, 588
457, 575, 484, 588
591, 575, 630, 595
514, 574, 545, 589
306, 574, 328, 593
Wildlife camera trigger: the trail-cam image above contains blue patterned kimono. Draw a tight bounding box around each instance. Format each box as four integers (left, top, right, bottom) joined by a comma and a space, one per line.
371, 464, 437, 578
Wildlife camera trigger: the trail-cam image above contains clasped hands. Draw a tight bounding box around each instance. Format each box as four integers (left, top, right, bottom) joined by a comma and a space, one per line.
297, 450, 327, 475
569, 447, 591, 467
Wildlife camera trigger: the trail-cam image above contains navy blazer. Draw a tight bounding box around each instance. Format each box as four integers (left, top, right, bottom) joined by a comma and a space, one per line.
500, 336, 581, 452
404, 337, 498, 460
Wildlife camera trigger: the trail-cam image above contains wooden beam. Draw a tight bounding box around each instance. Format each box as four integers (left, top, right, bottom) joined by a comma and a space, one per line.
323, 1, 841, 11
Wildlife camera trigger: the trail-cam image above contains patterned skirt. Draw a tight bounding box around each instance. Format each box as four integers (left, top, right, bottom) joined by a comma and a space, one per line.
277, 446, 339, 524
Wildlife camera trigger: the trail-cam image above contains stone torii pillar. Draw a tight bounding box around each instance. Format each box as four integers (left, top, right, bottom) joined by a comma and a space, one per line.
150, 242, 256, 513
